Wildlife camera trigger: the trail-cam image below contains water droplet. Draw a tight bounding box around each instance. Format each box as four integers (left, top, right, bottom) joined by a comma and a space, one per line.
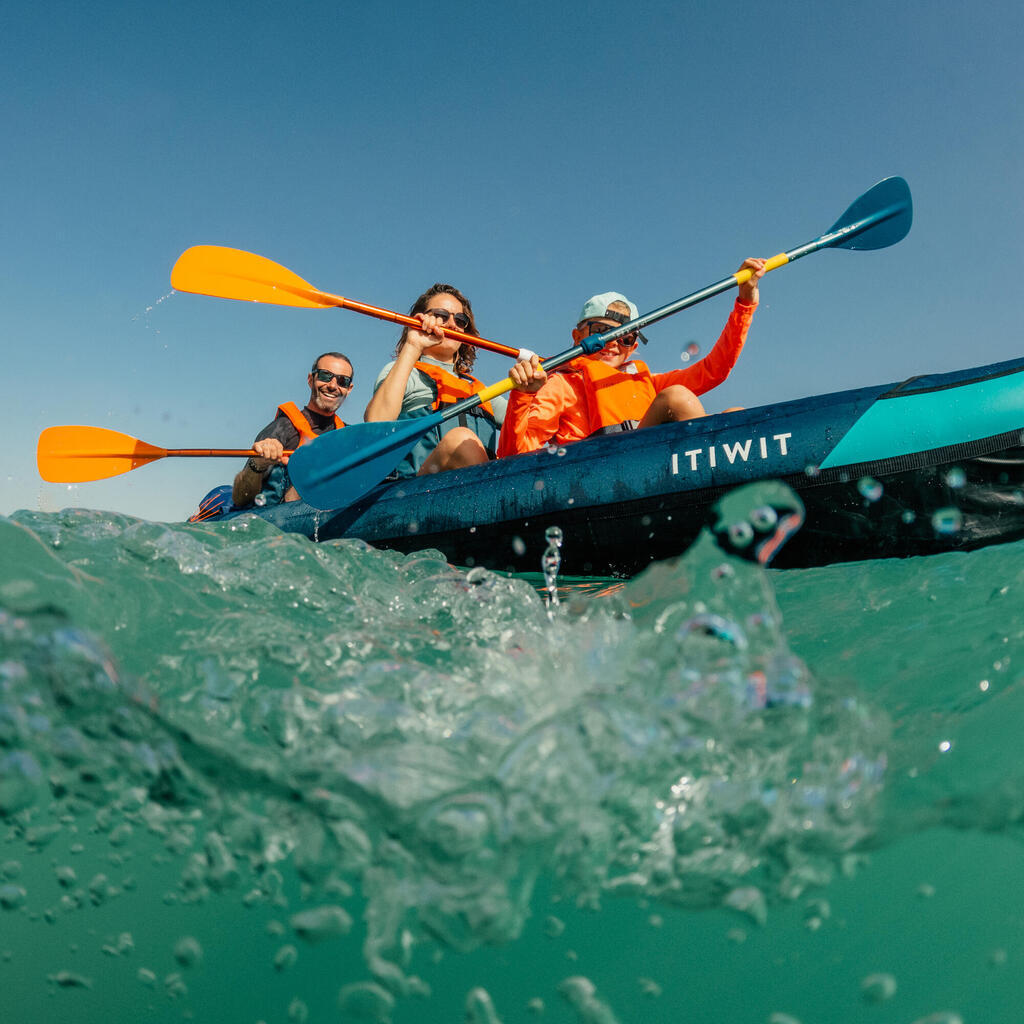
727, 521, 755, 548
287, 997, 309, 1022
938, 740, 952, 752
901, 509, 917, 523
858, 476, 883, 502
544, 915, 565, 938
945, 467, 967, 488
545, 526, 563, 546
750, 505, 778, 530
804, 464, 821, 478
511, 536, 527, 556
680, 341, 701, 362
465, 567, 488, 585
931, 508, 963, 535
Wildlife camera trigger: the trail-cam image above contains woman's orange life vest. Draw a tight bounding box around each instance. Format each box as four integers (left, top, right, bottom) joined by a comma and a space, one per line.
412, 362, 497, 421
561, 358, 657, 434
276, 401, 345, 440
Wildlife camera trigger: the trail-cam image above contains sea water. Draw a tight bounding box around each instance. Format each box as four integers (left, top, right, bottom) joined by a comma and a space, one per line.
2, 485, 1023, 1024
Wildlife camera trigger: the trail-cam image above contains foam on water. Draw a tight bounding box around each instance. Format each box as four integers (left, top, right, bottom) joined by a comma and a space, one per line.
3, 495, 1024, 1021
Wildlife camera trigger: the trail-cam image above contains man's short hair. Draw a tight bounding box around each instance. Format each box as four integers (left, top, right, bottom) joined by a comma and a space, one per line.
311, 352, 353, 374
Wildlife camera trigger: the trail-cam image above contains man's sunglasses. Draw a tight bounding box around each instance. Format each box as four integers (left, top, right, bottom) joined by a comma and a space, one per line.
425, 308, 471, 331
313, 369, 353, 388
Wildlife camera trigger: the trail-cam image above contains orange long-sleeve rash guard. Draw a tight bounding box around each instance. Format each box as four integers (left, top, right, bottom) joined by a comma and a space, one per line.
497, 298, 757, 457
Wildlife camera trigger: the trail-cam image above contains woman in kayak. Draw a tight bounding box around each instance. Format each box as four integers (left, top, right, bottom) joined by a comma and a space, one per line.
364, 284, 506, 477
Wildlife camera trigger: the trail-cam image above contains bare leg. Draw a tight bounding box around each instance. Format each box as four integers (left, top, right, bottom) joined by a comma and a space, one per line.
418, 427, 488, 475
638, 385, 706, 428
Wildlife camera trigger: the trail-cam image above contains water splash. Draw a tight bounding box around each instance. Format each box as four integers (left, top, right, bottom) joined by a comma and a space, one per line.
541, 525, 563, 611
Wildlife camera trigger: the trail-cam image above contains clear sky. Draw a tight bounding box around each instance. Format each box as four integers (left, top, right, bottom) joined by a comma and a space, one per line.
3, 0, 1021, 522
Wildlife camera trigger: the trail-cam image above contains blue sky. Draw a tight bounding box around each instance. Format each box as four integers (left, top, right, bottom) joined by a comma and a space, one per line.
3, 0, 1021, 521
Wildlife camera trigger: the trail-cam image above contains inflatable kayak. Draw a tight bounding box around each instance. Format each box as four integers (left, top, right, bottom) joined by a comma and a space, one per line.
206, 355, 1024, 575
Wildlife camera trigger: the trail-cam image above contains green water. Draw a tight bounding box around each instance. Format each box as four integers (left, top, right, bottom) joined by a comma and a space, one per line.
2, 493, 1023, 1023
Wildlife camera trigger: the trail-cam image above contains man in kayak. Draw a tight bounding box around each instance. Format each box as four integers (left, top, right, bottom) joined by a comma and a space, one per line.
232, 352, 354, 507
497, 259, 766, 456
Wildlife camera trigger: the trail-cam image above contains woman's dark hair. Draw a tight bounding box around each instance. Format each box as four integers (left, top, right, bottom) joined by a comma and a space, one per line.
395, 283, 479, 374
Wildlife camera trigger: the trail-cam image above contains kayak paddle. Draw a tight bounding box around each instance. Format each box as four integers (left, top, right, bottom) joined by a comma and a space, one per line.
170, 245, 531, 361
288, 176, 912, 511
37, 425, 292, 483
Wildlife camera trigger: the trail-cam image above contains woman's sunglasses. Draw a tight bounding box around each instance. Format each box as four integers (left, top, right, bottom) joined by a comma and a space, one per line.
425, 308, 471, 331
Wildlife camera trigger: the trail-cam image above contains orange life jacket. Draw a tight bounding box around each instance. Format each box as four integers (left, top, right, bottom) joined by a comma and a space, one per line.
561, 358, 657, 434
413, 362, 497, 421
275, 401, 345, 441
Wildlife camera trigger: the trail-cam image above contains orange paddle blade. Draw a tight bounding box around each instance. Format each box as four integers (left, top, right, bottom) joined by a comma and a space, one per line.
37, 426, 168, 483
171, 245, 340, 309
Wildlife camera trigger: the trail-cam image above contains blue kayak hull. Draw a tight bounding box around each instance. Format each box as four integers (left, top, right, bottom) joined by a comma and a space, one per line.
225, 356, 1024, 574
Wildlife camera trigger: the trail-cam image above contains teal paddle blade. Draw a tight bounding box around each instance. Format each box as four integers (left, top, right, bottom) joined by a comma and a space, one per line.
287, 413, 444, 510
827, 176, 912, 250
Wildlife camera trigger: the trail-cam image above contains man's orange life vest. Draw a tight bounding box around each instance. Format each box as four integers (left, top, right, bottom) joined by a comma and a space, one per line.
276, 402, 345, 440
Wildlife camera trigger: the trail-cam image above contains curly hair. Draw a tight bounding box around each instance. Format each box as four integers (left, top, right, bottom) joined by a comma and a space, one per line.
395, 283, 479, 375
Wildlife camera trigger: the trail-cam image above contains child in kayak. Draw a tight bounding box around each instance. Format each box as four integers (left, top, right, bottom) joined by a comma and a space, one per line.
497, 258, 766, 456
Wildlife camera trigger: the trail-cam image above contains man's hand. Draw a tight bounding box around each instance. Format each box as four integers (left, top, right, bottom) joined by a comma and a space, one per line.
249, 437, 287, 471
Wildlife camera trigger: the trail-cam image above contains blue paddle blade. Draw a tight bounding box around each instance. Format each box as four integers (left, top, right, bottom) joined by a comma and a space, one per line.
287, 413, 444, 510
827, 176, 912, 250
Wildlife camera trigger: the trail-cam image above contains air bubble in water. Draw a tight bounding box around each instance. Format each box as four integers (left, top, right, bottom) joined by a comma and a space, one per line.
289, 904, 353, 942
465, 987, 503, 1024
511, 536, 526, 556
173, 936, 202, 967
274, 945, 298, 972
858, 476, 883, 502
680, 341, 701, 362
945, 467, 966, 488
750, 506, 778, 530
337, 981, 394, 1020
860, 973, 897, 1003
932, 508, 963, 535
